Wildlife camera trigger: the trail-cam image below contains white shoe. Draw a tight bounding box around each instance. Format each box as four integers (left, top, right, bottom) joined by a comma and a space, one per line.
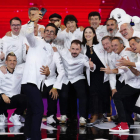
9, 114, 22, 125
60, 115, 67, 123
79, 117, 86, 126
5, 117, 8, 123
60, 124, 67, 134
9, 125, 22, 133
79, 127, 86, 134
0, 114, 6, 125
47, 115, 56, 125
19, 115, 25, 123
0, 125, 6, 133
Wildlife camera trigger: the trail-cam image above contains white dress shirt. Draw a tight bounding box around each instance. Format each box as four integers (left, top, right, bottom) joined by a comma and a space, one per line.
104, 51, 118, 90
1, 33, 28, 66
44, 42, 65, 90
21, 23, 45, 37
21, 22, 53, 89
0, 64, 24, 97
56, 28, 83, 49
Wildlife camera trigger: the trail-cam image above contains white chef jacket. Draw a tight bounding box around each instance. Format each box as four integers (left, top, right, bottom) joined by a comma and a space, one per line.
110, 48, 140, 89
56, 28, 83, 49
21, 22, 53, 89
96, 25, 108, 41
58, 48, 95, 86
44, 43, 65, 90
0, 63, 24, 98
1, 32, 28, 66
104, 51, 118, 90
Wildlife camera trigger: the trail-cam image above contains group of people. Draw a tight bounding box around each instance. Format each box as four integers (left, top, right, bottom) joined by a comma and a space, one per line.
0, 6, 140, 140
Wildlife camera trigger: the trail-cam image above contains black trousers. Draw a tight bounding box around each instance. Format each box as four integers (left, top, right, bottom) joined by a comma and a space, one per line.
43, 85, 57, 117
59, 79, 87, 118
113, 84, 140, 123
67, 84, 77, 120
22, 83, 44, 140
0, 94, 27, 116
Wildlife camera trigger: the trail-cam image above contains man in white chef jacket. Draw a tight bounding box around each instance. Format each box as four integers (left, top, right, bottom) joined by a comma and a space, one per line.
21, 13, 53, 140
0, 52, 26, 126
54, 40, 95, 126
0, 17, 28, 67
42, 23, 65, 125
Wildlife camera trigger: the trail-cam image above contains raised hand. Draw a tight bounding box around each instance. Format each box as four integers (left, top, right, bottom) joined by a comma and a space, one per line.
89, 58, 94, 70
100, 64, 112, 74
116, 57, 130, 67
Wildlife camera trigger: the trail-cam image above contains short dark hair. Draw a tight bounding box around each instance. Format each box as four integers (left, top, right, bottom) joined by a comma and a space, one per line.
111, 37, 124, 45
28, 7, 39, 16
88, 11, 101, 20
101, 36, 113, 42
64, 15, 78, 26
10, 17, 21, 25
49, 13, 62, 19
71, 40, 82, 48
106, 18, 118, 25
128, 36, 140, 43
45, 23, 58, 35
82, 26, 99, 46
6, 52, 17, 61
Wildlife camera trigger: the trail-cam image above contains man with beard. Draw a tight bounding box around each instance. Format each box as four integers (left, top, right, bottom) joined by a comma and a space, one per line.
43, 23, 65, 125
106, 18, 126, 42
88, 11, 108, 41
54, 40, 95, 126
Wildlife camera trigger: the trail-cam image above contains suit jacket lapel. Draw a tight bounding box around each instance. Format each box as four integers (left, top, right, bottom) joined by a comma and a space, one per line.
93, 43, 106, 67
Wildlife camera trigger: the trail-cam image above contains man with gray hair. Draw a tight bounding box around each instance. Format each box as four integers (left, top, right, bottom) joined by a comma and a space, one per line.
120, 23, 140, 48
101, 36, 140, 132
106, 18, 126, 43
21, 7, 45, 38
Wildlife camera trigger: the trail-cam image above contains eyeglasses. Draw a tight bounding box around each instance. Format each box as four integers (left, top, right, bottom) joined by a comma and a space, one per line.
50, 19, 60, 22
44, 30, 55, 35
11, 24, 21, 27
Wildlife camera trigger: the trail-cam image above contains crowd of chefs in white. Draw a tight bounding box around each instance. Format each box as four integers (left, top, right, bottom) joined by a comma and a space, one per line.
0, 6, 140, 140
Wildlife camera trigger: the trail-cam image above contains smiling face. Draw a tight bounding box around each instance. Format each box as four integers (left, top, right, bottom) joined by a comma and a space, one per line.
10, 20, 21, 36
89, 16, 101, 29
84, 28, 95, 42
106, 20, 118, 36
120, 24, 134, 39
66, 21, 77, 33
6, 56, 17, 70
102, 38, 112, 53
129, 39, 140, 53
112, 39, 124, 54
70, 43, 81, 57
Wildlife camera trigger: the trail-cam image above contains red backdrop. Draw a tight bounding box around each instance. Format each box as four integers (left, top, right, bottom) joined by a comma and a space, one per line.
0, 0, 115, 37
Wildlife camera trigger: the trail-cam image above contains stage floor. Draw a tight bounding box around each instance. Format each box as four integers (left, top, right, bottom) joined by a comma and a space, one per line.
0, 120, 140, 140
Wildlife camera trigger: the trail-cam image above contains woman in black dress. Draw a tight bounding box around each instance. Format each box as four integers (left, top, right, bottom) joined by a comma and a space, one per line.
82, 27, 111, 124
